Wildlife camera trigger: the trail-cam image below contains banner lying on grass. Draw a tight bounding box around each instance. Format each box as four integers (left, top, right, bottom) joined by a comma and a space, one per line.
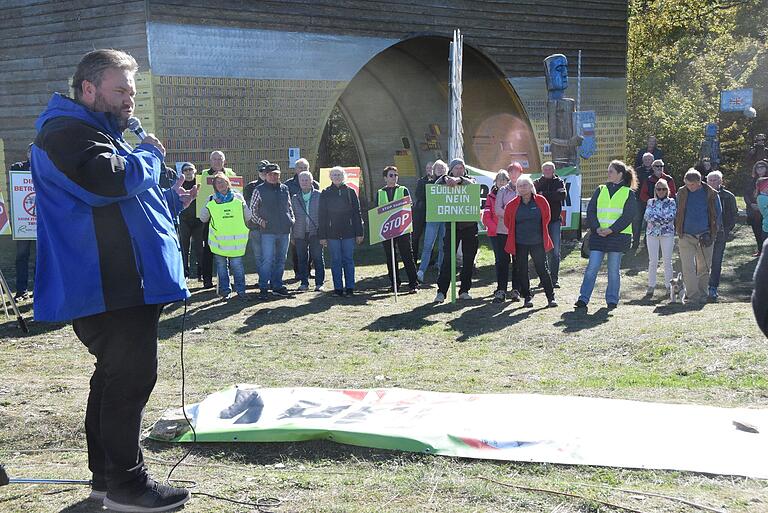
150, 386, 768, 478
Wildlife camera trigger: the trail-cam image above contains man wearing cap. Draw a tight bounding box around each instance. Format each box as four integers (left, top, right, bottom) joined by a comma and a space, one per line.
250, 163, 295, 298
243, 160, 270, 278
433, 158, 478, 302
200, 150, 236, 288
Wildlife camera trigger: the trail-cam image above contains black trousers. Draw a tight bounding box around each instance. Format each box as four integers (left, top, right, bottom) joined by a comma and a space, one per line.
72, 304, 163, 492
178, 216, 203, 278
201, 221, 214, 285
749, 216, 765, 252
515, 243, 554, 301
411, 211, 426, 264
632, 199, 646, 247
437, 226, 478, 295
382, 234, 418, 288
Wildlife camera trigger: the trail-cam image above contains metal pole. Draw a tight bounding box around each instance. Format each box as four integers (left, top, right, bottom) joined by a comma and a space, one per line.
390, 239, 398, 303
450, 222, 456, 302
577, 50, 582, 114
0, 269, 28, 333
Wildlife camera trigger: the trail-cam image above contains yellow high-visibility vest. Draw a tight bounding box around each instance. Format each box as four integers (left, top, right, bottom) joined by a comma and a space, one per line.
596, 184, 632, 235
378, 186, 405, 206
206, 198, 249, 257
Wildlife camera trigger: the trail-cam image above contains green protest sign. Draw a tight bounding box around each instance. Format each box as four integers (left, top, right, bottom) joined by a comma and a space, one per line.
368, 196, 413, 245
426, 183, 481, 222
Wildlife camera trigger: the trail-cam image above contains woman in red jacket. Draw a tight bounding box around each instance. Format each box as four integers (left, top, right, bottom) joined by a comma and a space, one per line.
504, 175, 557, 308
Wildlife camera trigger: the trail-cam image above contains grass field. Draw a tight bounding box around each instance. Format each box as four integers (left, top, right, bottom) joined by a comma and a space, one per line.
0, 225, 766, 513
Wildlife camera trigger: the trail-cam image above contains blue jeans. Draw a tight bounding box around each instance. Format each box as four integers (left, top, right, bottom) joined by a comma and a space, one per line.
214, 255, 246, 296
578, 250, 623, 305
15, 239, 34, 293
547, 220, 562, 283
489, 234, 511, 292
327, 238, 356, 291
295, 235, 325, 287
709, 230, 726, 290
259, 233, 290, 291
248, 229, 261, 279
418, 221, 445, 275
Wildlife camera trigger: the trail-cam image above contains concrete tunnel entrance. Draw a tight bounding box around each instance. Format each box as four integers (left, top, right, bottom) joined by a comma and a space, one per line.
320, 36, 540, 203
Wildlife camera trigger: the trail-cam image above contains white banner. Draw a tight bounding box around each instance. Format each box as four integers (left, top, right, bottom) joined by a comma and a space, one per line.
152, 387, 768, 478
9, 171, 36, 240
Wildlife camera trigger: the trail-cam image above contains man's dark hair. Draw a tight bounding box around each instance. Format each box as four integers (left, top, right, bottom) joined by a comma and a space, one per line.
72, 49, 138, 100
382, 165, 398, 177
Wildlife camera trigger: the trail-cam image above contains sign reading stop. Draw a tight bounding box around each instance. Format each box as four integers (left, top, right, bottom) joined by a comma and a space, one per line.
380, 209, 411, 240
368, 196, 413, 244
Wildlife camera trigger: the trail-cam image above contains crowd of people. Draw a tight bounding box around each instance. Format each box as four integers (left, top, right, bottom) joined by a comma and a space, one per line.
171, 142, 756, 310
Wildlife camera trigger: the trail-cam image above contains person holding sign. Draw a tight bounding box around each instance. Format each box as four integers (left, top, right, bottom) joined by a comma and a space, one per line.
416, 160, 447, 283
376, 165, 419, 293
433, 158, 478, 303
575, 160, 638, 310
503, 175, 557, 308
200, 173, 250, 301
319, 166, 364, 297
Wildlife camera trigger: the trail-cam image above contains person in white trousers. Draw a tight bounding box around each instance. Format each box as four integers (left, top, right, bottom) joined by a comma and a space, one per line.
644, 178, 677, 297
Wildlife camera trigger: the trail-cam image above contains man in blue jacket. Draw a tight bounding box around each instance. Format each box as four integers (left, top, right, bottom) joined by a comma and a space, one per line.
31, 49, 196, 512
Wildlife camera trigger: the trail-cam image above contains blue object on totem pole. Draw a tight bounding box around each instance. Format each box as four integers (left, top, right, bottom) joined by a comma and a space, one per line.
575, 111, 597, 159
699, 122, 721, 168
544, 54, 568, 101
544, 53, 583, 167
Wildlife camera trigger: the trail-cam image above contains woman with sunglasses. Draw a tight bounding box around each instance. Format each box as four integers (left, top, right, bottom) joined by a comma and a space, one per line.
643, 178, 677, 297
376, 165, 419, 293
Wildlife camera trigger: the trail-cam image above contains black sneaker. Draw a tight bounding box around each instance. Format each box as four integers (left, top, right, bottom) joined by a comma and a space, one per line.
574, 300, 587, 309
344, 288, 355, 296
103, 478, 190, 512
607, 303, 618, 310
258, 290, 270, 300
272, 287, 291, 297
333, 289, 345, 297
523, 297, 534, 308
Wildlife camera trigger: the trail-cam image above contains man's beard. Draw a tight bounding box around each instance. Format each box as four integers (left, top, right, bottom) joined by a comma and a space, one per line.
93, 91, 130, 131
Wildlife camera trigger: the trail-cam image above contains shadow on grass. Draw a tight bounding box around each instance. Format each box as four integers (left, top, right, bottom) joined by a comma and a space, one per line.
57, 498, 103, 513
553, 308, 611, 332
144, 438, 428, 469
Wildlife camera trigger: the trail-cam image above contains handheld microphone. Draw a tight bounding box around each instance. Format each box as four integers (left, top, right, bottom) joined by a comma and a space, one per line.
127, 117, 148, 140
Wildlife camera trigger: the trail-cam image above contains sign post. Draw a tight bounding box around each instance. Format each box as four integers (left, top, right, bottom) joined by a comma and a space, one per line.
368, 196, 414, 301
425, 183, 481, 303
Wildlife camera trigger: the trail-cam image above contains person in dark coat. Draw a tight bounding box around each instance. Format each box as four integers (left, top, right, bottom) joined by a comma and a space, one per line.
634, 135, 663, 168
745, 160, 768, 256
433, 158, 478, 303
575, 160, 638, 309
532, 161, 567, 288
318, 166, 364, 296
706, 170, 737, 300
753, 239, 768, 337
177, 162, 203, 281
412, 160, 434, 263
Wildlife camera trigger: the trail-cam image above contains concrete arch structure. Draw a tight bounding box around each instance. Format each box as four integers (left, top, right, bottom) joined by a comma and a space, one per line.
334, 36, 540, 199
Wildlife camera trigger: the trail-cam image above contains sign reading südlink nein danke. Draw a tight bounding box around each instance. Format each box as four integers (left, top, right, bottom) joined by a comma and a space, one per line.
426, 183, 481, 302
425, 183, 481, 222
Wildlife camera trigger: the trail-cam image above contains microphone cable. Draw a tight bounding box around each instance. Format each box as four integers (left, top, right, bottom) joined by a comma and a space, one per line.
164, 298, 282, 512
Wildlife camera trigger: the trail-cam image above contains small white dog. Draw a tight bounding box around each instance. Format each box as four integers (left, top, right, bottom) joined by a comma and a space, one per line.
669, 272, 686, 304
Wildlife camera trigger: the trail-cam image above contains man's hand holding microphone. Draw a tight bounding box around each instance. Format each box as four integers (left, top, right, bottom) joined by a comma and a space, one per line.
128, 117, 197, 209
